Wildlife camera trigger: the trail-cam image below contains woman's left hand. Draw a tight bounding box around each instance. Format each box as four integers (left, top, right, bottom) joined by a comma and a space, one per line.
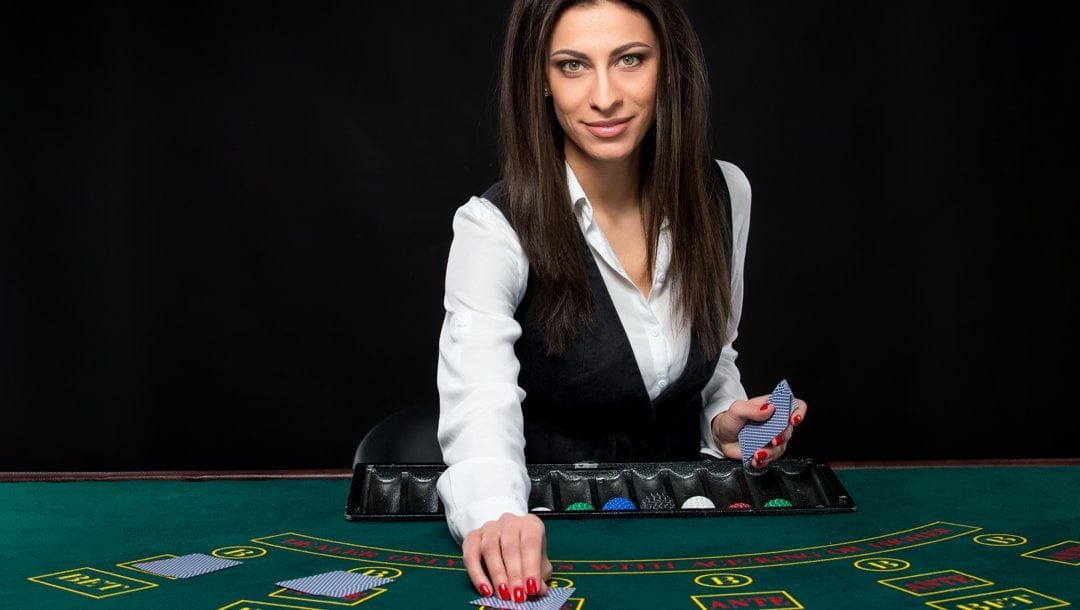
711, 394, 808, 468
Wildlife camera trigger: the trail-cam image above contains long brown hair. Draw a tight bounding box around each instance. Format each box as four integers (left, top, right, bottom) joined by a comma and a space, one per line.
498, 0, 732, 358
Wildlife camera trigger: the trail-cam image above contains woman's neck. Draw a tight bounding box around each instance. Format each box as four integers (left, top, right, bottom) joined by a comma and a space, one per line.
566, 149, 643, 215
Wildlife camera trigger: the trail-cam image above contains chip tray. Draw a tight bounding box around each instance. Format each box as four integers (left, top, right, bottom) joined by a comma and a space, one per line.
344, 458, 856, 521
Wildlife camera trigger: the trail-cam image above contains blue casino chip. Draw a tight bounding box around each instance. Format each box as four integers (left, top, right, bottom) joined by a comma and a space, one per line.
601, 496, 637, 511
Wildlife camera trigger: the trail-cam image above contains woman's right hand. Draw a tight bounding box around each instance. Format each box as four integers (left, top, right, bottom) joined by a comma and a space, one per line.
461, 513, 552, 602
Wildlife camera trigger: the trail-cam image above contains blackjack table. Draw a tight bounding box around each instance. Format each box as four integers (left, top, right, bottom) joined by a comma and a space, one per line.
3, 460, 1078, 609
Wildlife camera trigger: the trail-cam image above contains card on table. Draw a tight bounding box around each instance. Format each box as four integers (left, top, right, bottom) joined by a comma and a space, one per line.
131, 553, 242, 578
275, 570, 394, 598
738, 379, 794, 466
470, 586, 575, 610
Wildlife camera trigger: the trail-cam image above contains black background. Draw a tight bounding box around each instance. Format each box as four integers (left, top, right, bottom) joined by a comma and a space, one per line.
2, 1, 1077, 470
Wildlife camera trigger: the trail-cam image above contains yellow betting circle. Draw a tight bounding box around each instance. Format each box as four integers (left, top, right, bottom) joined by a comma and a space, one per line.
694, 573, 753, 588
348, 565, 403, 580
972, 533, 1027, 547
212, 546, 267, 560
853, 557, 911, 572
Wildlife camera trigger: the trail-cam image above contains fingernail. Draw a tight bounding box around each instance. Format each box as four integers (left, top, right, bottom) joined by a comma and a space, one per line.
498, 583, 510, 600
755, 450, 768, 463
759, 402, 772, 411
792, 414, 802, 426
513, 586, 526, 602
773, 435, 784, 446
527, 578, 538, 596
479, 584, 492, 597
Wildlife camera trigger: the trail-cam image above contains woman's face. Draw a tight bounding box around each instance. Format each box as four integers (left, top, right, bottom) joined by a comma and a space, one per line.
546, 1, 659, 170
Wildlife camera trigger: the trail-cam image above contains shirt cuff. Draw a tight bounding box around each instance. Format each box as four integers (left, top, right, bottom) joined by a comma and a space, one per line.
700, 396, 738, 457
437, 456, 531, 543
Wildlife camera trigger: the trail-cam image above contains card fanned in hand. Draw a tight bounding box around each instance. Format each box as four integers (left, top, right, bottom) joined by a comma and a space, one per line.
276, 570, 393, 598
131, 553, 242, 579
470, 586, 575, 610
738, 379, 794, 465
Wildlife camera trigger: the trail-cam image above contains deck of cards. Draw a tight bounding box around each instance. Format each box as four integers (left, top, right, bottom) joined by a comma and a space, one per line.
131, 553, 241, 579
739, 379, 795, 466
275, 570, 394, 598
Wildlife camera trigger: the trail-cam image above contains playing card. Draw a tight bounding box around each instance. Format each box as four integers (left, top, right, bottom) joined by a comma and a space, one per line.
276, 570, 393, 598
131, 553, 242, 578
470, 586, 575, 610
738, 379, 794, 466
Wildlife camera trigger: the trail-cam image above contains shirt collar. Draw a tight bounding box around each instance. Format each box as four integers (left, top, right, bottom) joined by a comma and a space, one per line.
566, 162, 588, 205
564, 161, 671, 233
565, 162, 594, 231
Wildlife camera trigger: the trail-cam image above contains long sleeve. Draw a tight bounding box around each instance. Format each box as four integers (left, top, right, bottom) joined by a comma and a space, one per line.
435, 196, 533, 543
700, 161, 753, 457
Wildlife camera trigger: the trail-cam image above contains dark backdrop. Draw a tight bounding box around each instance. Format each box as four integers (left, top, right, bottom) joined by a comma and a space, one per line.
2, 1, 1077, 470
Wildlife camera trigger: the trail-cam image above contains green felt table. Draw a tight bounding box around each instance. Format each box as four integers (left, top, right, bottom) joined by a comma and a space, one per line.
3, 462, 1078, 609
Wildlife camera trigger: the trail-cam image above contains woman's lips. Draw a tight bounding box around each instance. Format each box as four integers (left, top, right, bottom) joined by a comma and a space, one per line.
584, 117, 632, 138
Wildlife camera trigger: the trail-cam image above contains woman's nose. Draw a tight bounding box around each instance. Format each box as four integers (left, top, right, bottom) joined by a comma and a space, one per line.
589, 70, 623, 112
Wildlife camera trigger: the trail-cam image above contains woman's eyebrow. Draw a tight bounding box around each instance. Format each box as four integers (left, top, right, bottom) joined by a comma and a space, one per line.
549, 41, 654, 60
549, 48, 589, 60
610, 41, 653, 57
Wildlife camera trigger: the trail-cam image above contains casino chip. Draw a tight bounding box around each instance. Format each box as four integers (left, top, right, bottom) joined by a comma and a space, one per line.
601, 497, 636, 511
565, 501, 595, 511
727, 502, 752, 510
640, 492, 676, 511
530, 506, 552, 512
680, 495, 716, 509
765, 498, 793, 508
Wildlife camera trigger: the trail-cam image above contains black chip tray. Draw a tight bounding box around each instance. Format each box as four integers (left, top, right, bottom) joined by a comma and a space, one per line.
345, 458, 856, 521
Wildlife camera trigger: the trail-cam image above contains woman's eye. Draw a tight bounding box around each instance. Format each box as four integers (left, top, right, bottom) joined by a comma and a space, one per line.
619, 55, 641, 67
560, 60, 583, 72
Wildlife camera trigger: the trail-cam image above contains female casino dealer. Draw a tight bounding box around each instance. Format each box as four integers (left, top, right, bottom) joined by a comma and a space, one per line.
434, 0, 808, 604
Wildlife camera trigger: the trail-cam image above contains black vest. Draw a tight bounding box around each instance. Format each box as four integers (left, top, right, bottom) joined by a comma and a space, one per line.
483, 169, 730, 463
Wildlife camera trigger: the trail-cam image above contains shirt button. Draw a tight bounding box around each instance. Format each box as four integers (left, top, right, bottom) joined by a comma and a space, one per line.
651, 327, 660, 337
658, 379, 668, 389
456, 319, 467, 327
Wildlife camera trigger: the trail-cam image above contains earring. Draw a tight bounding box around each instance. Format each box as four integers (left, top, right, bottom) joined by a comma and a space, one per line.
543, 88, 551, 97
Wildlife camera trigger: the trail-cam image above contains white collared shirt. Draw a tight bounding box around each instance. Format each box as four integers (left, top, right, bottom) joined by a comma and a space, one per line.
435, 161, 752, 542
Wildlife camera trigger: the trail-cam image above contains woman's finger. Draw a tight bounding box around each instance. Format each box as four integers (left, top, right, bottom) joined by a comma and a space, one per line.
518, 515, 546, 598
462, 531, 493, 598
539, 533, 552, 595
498, 518, 525, 602
479, 526, 511, 601
791, 398, 808, 427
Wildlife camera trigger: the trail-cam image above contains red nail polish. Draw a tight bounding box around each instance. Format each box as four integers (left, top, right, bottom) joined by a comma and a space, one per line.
755, 450, 768, 462
759, 402, 772, 411
792, 414, 802, 426
774, 435, 784, 446
514, 586, 526, 602
526, 578, 538, 596
498, 583, 510, 600
479, 584, 492, 597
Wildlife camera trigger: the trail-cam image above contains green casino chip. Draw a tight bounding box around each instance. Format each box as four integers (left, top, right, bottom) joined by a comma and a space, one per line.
565, 501, 595, 511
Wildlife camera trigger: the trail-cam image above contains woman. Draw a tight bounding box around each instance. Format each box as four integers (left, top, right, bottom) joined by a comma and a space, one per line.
435, 0, 808, 603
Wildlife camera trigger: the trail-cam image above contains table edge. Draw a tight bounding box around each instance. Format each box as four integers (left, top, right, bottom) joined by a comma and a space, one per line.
1, 458, 1077, 482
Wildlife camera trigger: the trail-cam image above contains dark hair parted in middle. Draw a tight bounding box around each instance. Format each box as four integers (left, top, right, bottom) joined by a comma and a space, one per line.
498, 0, 733, 358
